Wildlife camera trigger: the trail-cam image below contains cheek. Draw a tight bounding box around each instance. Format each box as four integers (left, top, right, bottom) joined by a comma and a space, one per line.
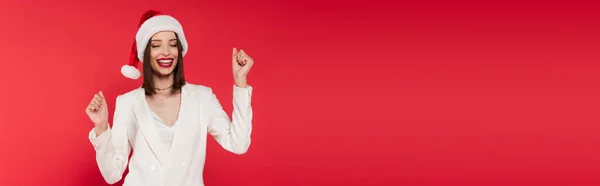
169, 47, 179, 58
150, 48, 160, 62
150, 48, 160, 59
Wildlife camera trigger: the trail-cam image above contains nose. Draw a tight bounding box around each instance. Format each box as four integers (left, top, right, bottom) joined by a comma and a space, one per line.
161, 49, 170, 56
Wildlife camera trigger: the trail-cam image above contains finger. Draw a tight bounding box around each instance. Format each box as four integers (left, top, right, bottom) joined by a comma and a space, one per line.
91, 104, 99, 111
237, 57, 245, 66
237, 56, 244, 65
236, 57, 241, 65
86, 105, 93, 113
243, 58, 250, 65
238, 50, 246, 59
232, 47, 238, 62
239, 50, 251, 65
91, 102, 100, 110
92, 97, 103, 107
243, 56, 253, 67
99, 91, 107, 104
93, 97, 103, 107
94, 98, 102, 105
94, 94, 102, 103
239, 50, 252, 62
237, 50, 245, 61
245, 55, 253, 64
95, 93, 105, 104
241, 60, 253, 71
88, 99, 98, 109
87, 104, 97, 113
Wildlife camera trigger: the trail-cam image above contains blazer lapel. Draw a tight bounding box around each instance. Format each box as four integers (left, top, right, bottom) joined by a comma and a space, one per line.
169, 84, 202, 158
132, 89, 172, 168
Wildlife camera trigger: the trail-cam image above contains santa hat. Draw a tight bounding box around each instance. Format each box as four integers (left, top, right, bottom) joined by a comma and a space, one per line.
121, 9, 188, 79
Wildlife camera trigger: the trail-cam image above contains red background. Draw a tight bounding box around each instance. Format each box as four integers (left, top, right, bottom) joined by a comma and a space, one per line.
0, 0, 599, 185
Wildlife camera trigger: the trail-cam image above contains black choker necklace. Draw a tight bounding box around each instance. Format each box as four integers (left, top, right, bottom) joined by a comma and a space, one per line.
155, 85, 173, 91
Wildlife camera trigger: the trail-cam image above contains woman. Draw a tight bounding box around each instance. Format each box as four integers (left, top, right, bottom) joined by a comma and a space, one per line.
85, 10, 254, 186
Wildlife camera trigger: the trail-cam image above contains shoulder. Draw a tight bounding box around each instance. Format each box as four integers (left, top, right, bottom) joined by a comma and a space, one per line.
115, 88, 144, 104
183, 83, 220, 103
183, 83, 214, 95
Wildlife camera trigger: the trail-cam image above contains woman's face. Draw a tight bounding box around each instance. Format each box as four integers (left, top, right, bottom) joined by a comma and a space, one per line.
149, 31, 179, 77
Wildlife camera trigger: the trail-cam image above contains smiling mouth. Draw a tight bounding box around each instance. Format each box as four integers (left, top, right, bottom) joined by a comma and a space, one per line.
157, 58, 174, 68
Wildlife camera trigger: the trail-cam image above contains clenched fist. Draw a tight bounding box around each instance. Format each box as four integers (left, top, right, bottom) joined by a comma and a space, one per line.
86, 91, 109, 135
232, 47, 254, 88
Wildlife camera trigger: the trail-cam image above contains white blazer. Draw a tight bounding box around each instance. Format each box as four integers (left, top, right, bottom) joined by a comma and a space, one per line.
88, 83, 253, 186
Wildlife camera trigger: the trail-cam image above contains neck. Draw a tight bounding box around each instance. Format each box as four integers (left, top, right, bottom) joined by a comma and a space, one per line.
153, 74, 174, 96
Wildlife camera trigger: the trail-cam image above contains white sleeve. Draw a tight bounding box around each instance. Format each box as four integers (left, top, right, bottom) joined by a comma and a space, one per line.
207, 85, 253, 154
88, 95, 131, 184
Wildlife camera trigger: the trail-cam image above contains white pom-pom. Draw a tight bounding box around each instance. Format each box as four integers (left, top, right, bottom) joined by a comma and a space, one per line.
121, 65, 141, 79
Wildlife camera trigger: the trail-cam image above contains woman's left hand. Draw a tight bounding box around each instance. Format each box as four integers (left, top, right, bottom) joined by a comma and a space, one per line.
232, 47, 254, 88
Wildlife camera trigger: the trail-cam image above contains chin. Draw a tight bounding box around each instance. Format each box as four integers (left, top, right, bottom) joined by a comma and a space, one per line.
155, 70, 175, 76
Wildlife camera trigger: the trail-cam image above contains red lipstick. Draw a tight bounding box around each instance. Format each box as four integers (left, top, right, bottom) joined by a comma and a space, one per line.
157, 58, 174, 68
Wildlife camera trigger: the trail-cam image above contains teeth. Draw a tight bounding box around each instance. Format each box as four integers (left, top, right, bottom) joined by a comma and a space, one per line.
158, 59, 173, 63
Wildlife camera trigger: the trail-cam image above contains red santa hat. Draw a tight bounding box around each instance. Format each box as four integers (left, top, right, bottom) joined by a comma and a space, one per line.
121, 9, 189, 79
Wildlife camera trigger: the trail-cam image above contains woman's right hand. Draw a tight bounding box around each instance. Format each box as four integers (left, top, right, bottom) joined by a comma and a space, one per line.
86, 91, 109, 135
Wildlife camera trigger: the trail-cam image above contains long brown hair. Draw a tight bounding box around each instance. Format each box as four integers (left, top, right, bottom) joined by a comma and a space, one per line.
141, 33, 186, 95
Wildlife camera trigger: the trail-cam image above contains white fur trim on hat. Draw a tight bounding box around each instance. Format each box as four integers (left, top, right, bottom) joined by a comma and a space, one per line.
121, 65, 141, 79
135, 15, 188, 62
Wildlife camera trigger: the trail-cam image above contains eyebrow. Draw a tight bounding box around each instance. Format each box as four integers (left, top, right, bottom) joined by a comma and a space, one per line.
151, 39, 178, 42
